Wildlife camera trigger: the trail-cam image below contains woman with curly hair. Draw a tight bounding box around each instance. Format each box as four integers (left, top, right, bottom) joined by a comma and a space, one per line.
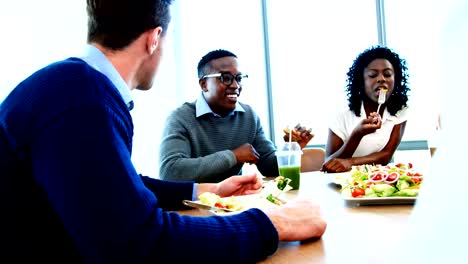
322, 46, 410, 173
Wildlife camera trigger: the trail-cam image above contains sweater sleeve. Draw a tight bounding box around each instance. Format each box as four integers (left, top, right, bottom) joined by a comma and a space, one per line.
32, 98, 278, 263
140, 175, 194, 210
159, 109, 238, 182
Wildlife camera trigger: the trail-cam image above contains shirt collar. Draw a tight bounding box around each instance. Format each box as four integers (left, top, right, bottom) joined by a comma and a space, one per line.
80, 45, 134, 110
195, 92, 244, 118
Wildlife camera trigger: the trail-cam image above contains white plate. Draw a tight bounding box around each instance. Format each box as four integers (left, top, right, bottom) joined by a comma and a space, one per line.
329, 172, 418, 206
201, 193, 282, 216
342, 195, 416, 206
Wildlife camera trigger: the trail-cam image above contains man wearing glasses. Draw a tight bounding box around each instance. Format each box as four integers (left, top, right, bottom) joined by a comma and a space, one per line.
159, 49, 311, 182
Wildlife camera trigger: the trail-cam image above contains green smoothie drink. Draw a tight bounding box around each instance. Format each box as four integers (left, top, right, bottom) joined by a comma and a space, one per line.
276, 142, 302, 190
279, 165, 301, 190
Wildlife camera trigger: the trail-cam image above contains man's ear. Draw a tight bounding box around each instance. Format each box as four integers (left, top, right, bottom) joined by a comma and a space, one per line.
147, 27, 163, 55
199, 78, 208, 92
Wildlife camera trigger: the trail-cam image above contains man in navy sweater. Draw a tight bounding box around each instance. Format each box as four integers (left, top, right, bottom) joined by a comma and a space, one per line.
0, 0, 326, 262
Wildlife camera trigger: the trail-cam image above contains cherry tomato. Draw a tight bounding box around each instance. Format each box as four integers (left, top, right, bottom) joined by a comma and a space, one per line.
412, 177, 422, 184
351, 187, 366, 197
214, 202, 226, 208
386, 172, 399, 182
370, 173, 384, 181
408, 163, 413, 169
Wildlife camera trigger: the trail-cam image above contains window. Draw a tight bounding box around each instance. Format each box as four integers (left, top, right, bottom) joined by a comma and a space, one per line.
384, 0, 456, 147
266, 0, 378, 145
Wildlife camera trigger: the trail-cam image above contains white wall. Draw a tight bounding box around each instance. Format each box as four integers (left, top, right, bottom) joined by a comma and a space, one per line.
0, 1, 87, 99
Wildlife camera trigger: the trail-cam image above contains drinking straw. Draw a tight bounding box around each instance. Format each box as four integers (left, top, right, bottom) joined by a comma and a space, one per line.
288, 125, 292, 166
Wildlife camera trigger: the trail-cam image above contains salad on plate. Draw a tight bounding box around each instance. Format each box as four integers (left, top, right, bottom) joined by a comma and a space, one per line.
338, 163, 423, 198
196, 176, 292, 214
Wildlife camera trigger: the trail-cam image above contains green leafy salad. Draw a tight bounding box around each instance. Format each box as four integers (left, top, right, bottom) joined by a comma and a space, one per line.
340, 163, 423, 198
198, 176, 293, 212
264, 176, 292, 205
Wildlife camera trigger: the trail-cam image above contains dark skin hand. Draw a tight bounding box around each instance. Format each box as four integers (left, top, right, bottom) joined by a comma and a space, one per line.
283, 130, 314, 149
321, 158, 354, 173
283, 125, 315, 149
233, 127, 313, 165
232, 143, 260, 164
322, 113, 406, 173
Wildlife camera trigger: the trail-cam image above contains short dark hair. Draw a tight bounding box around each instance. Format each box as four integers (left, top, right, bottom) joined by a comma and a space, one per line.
197, 49, 237, 79
86, 0, 174, 50
346, 46, 410, 116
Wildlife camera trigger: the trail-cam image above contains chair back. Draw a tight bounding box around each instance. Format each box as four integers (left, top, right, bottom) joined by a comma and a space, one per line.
301, 148, 326, 172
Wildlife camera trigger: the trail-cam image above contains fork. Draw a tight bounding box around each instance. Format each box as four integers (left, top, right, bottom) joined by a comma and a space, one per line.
376, 88, 387, 114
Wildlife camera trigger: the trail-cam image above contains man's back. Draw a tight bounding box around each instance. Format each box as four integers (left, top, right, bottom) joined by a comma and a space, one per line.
0, 58, 130, 260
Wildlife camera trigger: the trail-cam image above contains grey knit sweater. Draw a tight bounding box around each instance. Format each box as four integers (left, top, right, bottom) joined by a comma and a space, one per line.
159, 101, 278, 182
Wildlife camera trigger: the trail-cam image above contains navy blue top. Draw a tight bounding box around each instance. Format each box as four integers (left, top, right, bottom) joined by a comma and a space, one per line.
0, 58, 278, 263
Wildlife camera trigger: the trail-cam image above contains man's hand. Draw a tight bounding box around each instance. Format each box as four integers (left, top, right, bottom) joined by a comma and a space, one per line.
196, 173, 262, 199
265, 199, 327, 241
296, 132, 314, 149
283, 124, 314, 149
232, 143, 260, 164
215, 173, 263, 197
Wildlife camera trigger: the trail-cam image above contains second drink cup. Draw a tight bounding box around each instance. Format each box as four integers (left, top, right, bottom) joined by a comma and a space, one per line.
276, 142, 302, 190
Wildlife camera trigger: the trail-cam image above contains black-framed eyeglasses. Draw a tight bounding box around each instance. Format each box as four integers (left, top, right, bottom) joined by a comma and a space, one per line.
201, 72, 249, 86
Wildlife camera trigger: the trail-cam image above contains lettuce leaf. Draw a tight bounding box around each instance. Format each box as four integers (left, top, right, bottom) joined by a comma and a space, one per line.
392, 188, 419, 197
371, 183, 396, 197
396, 179, 411, 190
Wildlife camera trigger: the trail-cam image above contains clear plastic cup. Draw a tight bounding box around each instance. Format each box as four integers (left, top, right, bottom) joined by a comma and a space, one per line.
276, 142, 302, 190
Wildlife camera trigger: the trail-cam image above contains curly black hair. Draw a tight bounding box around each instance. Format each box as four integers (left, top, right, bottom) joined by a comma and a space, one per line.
345, 46, 410, 116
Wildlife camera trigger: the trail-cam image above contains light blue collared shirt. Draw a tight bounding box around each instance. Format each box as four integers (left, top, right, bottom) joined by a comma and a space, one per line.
195, 92, 245, 118
80, 45, 198, 199
80, 45, 134, 110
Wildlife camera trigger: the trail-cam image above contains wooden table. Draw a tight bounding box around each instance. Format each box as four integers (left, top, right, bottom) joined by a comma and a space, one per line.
182, 171, 414, 264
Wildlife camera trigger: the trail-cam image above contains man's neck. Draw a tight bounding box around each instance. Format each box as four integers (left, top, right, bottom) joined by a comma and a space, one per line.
91, 42, 141, 91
